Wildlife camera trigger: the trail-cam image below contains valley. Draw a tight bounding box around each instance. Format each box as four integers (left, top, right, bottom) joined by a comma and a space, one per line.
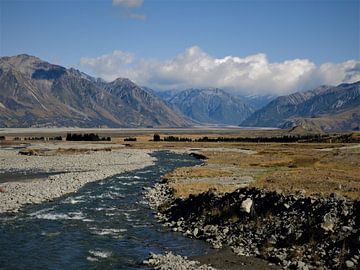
2, 1, 359, 269
0, 128, 359, 269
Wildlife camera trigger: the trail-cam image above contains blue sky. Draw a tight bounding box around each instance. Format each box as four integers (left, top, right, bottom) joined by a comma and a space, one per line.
1, 0, 359, 94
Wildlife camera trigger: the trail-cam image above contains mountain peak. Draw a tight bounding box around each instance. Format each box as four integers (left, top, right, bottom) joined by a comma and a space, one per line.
112, 77, 135, 85
165, 87, 254, 125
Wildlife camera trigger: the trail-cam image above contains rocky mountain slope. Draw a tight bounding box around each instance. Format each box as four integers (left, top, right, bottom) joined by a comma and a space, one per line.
240, 94, 276, 110
242, 82, 360, 131
163, 88, 254, 125
0, 54, 189, 128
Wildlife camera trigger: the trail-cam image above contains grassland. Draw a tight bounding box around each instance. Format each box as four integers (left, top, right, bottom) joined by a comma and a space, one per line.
1, 128, 359, 200
126, 132, 360, 200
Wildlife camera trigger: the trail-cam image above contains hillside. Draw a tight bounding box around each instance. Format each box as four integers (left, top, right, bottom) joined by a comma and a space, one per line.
0, 54, 189, 128
242, 82, 360, 131
164, 88, 254, 125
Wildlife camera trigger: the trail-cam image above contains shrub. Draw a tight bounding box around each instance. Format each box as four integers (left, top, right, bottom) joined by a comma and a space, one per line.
66, 133, 111, 141
153, 134, 161, 142
124, 137, 137, 142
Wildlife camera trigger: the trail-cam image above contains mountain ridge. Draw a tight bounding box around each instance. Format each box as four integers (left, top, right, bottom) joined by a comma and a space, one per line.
241, 81, 360, 131
160, 88, 255, 125
0, 54, 190, 128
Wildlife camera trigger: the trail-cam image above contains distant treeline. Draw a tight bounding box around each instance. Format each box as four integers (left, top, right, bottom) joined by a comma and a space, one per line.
13, 136, 63, 141
152, 133, 359, 143
124, 137, 137, 142
163, 136, 192, 142
195, 134, 359, 143
66, 133, 111, 141
195, 135, 327, 143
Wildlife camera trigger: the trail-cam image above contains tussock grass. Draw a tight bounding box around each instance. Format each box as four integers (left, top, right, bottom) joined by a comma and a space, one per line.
163, 142, 360, 200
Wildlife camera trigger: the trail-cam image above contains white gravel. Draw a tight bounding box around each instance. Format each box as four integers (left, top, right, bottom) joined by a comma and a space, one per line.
0, 145, 155, 213
144, 252, 217, 270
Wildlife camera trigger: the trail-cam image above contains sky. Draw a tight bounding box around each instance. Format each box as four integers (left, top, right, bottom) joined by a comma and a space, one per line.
0, 0, 359, 95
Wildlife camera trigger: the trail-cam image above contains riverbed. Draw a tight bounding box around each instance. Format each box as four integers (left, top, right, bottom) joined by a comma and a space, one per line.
0, 151, 212, 269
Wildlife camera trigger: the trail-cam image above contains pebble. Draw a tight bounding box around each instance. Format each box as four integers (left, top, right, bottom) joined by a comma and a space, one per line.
345, 260, 354, 268
144, 252, 217, 270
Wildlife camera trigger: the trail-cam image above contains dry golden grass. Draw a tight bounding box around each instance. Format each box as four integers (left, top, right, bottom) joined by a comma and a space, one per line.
164, 166, 241, 197
165, 167, 233, 179
169, 182, 238, 198
162, 142, 360, 200
3, 130, 359, 200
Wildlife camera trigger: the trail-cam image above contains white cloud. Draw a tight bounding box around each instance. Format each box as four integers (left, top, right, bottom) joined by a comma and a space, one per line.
112, 0, 143, 8
80, 50, 135, 81
80, 46, 360, 95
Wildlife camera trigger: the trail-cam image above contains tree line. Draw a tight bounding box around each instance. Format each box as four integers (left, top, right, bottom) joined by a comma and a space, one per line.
66, 133, 111, 141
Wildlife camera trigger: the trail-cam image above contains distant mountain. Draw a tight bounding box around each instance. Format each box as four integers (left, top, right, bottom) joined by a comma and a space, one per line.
242, 82, 360, 131
0, 54, 189, 128
240, 94, 277, 110
153, 89, 181, 101
163, 88, 254, 125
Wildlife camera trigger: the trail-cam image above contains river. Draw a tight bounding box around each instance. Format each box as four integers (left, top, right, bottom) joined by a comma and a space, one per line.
0, 151, 212, 269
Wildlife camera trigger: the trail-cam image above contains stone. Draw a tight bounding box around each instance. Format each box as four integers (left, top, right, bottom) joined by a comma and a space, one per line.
240, 198, 253, 213
342, 226, 352, 232
321, 213, 335, 232
345, 260, 354, 268
193, 228, 199, 237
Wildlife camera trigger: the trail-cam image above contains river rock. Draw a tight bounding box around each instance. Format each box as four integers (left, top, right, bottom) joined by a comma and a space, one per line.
240, 198, 253, 213
345, 260, 354, 268
321, 213, 335, 232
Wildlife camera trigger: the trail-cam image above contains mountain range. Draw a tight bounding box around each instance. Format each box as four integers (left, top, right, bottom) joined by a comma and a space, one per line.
0, 54, 359, 131
159, 88, 254, 125
241, 82, 360, 131
0, 54, 189, 128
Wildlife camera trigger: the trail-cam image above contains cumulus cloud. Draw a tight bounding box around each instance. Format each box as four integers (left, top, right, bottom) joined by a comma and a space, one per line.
80, 50, 135, 80
112, 0, 143, 8
80, 46, 360, 95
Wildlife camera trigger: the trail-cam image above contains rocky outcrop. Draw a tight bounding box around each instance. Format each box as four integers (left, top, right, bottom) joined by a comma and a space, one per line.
146, 186, 359, 269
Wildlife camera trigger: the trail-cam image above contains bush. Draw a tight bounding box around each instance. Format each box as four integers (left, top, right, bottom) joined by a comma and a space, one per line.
124, 137, 137, 142
66, 133, 111, 141
163, 136, 192, 142
153, 134, 161, 142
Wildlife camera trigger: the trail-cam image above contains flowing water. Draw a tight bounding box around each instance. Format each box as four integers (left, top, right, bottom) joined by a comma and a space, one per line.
0, 151, 212, 269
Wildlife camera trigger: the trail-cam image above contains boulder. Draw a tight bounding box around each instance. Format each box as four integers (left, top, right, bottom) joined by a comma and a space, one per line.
240, 198, 253, 214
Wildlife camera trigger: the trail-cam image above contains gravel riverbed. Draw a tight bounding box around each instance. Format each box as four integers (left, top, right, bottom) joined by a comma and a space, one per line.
0, 145, 154, 213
